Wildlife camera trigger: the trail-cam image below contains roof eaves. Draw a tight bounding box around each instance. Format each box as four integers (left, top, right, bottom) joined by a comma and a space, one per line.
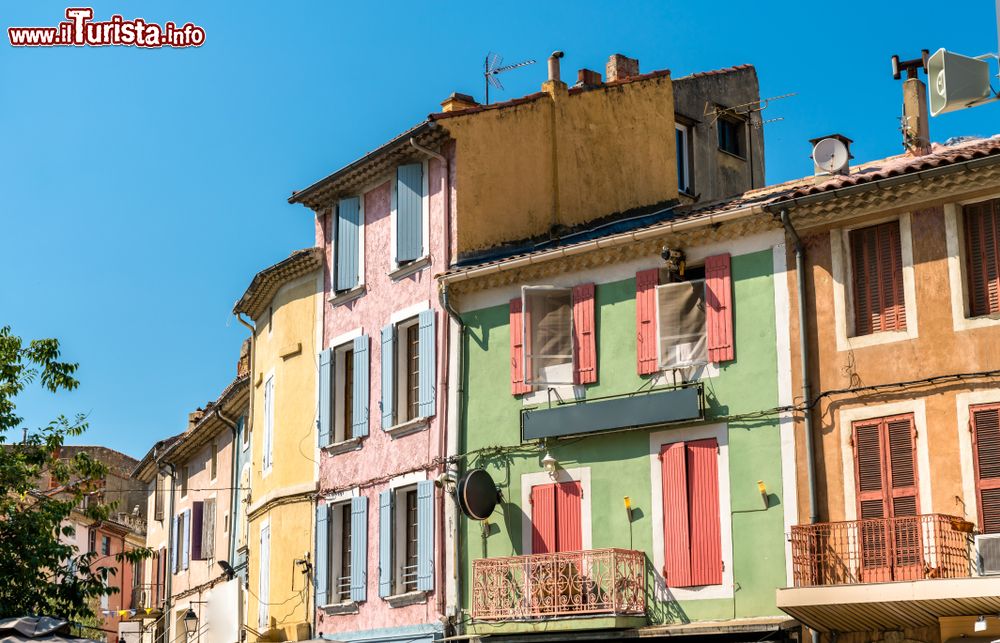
233, 248, 322, 319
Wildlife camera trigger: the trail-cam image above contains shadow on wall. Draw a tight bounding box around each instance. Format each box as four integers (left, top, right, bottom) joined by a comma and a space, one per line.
645, 556, 690, 626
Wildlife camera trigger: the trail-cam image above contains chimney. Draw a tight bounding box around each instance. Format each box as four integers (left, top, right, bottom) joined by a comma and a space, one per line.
892, 51, 932, 156
237, 338, 250, 378
576, 68, 602, 87
187, 409, 205, 431
440, 92, 480, 113
542, 51, 567, 97
606, 54, 639, 82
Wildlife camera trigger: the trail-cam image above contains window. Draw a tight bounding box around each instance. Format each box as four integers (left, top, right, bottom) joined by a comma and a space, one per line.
972, 404, 1000, 533
513, 284, 597, 390
101, 535, 111, 556
267, 305, 274, 337
330, 503, 353, 602
396, 318, 421, 424
88, 528, 96, 554
717, 117, 743, 157
258, 523, 270, 630
393, 163, 426, 266
656, 280, 707, 369
319, 335, 370, 446
263, 375, 274, 472
132, 559, 141, 589
180, 466, 188, 498
675, 123, 691, 194
334, 196, 363, 293
240, 413, 249, 450
964, 198, 1000, 318
529, 482, 582, 554
210, 443, 218, 481
317, 496, 367, 606
378, 480, 434, 597
172, 509, 191, 574
191, 499, 216, 561
380, 312, 435, 429
849, 221, 906, 336
659, 438, 722, 588
154, 473, 164, 522
342, 347, 355, 440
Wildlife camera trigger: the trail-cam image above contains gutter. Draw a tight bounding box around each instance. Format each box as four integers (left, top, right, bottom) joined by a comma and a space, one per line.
438, 281, 464, 634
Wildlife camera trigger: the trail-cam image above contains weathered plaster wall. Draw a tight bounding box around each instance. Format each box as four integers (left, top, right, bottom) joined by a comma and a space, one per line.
459, 248, 788, 624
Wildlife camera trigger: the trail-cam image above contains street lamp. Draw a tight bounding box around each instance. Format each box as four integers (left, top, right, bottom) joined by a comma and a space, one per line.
182, 608, 198, 638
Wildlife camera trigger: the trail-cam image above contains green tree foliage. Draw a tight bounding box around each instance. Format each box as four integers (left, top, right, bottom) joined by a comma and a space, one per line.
0, 326, 148, 620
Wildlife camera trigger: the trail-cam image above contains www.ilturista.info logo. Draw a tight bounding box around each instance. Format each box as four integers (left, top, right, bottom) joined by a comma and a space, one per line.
8, 8, 205, 48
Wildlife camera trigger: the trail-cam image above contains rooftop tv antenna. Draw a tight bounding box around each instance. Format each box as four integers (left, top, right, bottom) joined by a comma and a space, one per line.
484, 52, 536, 104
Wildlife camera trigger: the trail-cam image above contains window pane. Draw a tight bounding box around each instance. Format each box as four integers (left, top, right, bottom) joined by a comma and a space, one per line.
404, 489, 419, 593
343, 348, 354, 440
657, 280, 707, 368
524, 287, 573, 385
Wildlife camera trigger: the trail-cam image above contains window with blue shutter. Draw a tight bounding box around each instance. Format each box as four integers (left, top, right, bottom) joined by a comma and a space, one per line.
380, 325, 395, 429
352, 335, 369, 438
417, 310, 436, 419
335, 197, 362, 292
318, 349, 333, 447
315, 504, 328, 607
395, 164, 423, 263
350, 496, 368, 602
171, 514, 179, 573
416, 480, 434, 591
378, 491, 393, 597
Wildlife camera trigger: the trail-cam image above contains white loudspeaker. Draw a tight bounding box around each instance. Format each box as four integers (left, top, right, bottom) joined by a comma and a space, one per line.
928, 48, 994, 116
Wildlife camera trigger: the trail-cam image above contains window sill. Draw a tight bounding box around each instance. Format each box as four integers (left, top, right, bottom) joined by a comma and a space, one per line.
389, 256, 431, 281
955, 313, 1000, 332
321, 436, 364, 456
329, 286, 366, 307
717, 148, 747, 162
384, 417, 430, 438
841, 327, 916, 351
320, 601, 359, 615
384, 590, 428, 608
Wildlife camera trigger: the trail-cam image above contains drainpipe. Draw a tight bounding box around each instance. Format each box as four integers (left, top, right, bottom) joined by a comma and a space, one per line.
156, 451, 177, 643
780, 209, 819, 643
439, 281, 464, 634
235, 314, 256, 439
214, 408, 240, 566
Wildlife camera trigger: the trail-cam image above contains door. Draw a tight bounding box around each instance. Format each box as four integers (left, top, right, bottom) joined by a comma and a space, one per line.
529, 481, 584, 614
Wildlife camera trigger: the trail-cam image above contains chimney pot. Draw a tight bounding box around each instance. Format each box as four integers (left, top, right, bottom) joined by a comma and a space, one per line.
440, 92, 480, 113
576, 68, 602, 87
606, 54, 639, 82
547, 51, 565, 83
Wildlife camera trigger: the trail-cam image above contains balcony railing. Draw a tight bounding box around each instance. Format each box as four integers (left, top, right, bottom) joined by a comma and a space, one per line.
790, 513, 975, 587
472, 548, 645, 621
130, 584, 163, 611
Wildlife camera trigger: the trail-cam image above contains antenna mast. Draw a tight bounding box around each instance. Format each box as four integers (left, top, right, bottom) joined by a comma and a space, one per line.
484, 52, 536, 104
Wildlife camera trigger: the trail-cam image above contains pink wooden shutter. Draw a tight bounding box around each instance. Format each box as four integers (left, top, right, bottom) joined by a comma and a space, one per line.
572, 283, 597, 385
686, 438, 722, 586
636, 269, 660, 375
555, 481, 583, 552
509, 298, 531, 395
705, 254, 734, 363
660, 442, 692, 587
530, 484, 557, 554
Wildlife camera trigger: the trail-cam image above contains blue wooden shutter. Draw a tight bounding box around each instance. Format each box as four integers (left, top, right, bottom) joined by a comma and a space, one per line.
318, 349, 333, 446
352, 335, 370, 438
336, 197, 361, 291
396, 164, 423, 263
380, 325, 395, 429
378, 491, 393, 597
417, 310, 436, 418
416, 480, 435, 591
315, 504, 328, 607
350, 496, 368, 602
171, 515, 178, 573
182, 509, 191, 570
191, 501, 204, 561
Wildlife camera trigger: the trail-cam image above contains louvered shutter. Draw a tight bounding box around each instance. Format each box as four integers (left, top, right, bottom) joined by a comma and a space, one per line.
972, 405, 1000, 533
660, 442, 692, 587
258, 525, 270, 629
509, 298, 531, 395
555, 481, 583, 552
315, 504, 328, 607
636, 269, 660, 375
378, 491, 393, 597
885, 415, 919, 518
417, 310, 436, 418
571, 284, 597, 385
352, 335, 370, 438
964, 200, 1000, 317
336, 197, 361, 292
182, 509, 191, 570
416, 480, 435, 591
203, 498, 216, 560
705, 254, 734, 363
854, 420, 887, 519
396, 164, 423, 263
318, 349, 333, 447
191, 502, 204, 561
171, 515, 179, 573
530, 484, 557, 554
154, 473, 164, 521
687, 439, 722, 586
850, 222, 906, 336
350, 496, 368, 602
380, 325, 395, 429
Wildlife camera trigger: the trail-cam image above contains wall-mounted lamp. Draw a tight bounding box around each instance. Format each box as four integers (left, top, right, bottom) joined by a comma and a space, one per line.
757, 480, 768, 509
623, 496, 633, 521
541, 452, 558, 479
182, 608, 198, 638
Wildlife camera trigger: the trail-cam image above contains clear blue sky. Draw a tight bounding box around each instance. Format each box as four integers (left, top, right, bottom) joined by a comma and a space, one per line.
2, 1, 998, 458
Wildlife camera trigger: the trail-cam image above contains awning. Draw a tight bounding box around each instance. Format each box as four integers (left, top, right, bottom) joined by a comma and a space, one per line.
0, 617, 102, 643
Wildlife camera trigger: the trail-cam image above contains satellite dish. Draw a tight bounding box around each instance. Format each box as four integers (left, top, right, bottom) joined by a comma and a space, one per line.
812, 137, 850, 175
457, 469, 500, 520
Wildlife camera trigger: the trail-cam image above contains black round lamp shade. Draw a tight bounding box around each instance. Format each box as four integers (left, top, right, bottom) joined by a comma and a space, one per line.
457, 469, 499, 520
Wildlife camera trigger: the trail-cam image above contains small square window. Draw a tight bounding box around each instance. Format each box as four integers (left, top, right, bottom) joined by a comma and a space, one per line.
656, 280, 708, 369
717, 117, 743, 157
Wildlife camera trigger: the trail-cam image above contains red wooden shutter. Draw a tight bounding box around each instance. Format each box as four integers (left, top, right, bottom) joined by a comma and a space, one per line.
555, 481, 583, 552
530, 484, 557, 554
972, 404, 1000, 533
509, 298, 531, 395
687, 438, 722, 586
850, 222, 906, 336
704, 254, 734, 363
854, 419, 887, 519
885, 415, 919, 518
660, 442, 692, 587
964, 200, 1000, 317
572, 284, 597, 385
636, 269, 660, 375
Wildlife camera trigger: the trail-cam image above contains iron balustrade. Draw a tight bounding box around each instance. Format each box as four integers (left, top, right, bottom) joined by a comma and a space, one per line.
472, 548, 645, 621
790, 513, 975, 587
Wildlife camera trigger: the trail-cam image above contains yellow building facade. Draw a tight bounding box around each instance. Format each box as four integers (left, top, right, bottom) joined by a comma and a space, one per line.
233, 248, 323, 642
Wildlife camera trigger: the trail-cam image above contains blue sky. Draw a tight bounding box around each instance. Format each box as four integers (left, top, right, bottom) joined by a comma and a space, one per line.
1, 1, 998, 459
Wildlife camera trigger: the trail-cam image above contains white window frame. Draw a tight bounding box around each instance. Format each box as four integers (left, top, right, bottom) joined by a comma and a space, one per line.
333, 342, 355, 444
521, 285, 575, 387
675, 122, 691, 194
324, 487, 360, 606
262, 371, 275, 477
394, 316, 421, 425
389, 160, 431, 274
519, 467, 592, 555
330, 195, 366, 297
648, 422, 732, 600
830, 213, 919, 351
387, 471, 428, 597
945, 197, 1000, 332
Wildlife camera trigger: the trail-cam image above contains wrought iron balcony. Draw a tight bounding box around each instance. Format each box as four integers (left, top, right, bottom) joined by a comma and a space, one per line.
471, 548, 646, 621
790, 513, 975, 587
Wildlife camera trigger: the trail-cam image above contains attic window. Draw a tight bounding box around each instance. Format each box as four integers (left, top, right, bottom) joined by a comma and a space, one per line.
717, 117, 744, 158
